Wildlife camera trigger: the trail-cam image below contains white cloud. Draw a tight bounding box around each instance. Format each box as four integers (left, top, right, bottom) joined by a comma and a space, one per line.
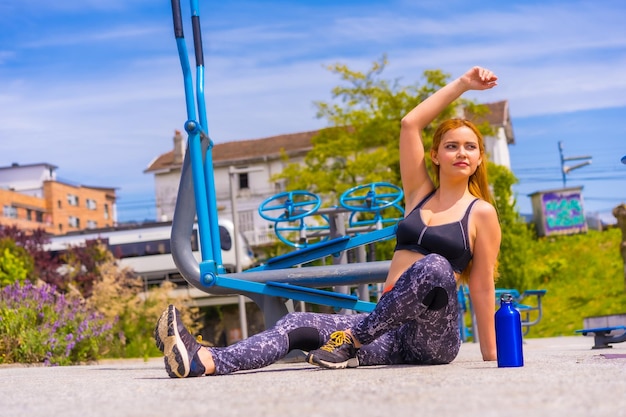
21, 26, 166, 49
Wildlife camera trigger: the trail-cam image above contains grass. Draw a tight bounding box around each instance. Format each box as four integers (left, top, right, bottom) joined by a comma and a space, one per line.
518, 227, 626, 338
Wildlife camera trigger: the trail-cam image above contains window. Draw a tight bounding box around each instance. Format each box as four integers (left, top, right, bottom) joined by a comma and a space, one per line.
67, 194, 79, 206
104, 204, 110, 220
86, 199, 97, 210
3, 205, 17, 219
219, 226, 232, 251
110, 239, 169, 259
238, 172, 249, 190
239, 210, 255, 233
87, 220, 97, 229
26, 209, 32, 221
68, 216, 80, 228
36, 212, 44, 223
57, 200, 62, 209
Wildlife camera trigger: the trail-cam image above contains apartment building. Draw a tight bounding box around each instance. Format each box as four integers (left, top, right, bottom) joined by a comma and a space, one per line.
0, 163, 117, 235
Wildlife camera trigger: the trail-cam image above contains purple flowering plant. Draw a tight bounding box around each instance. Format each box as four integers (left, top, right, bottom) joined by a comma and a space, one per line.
0, 225, 201, 364
0, 281, 114, 365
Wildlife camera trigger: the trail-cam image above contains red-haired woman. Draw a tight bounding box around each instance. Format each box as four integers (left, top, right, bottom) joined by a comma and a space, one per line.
155, 66, 501, 377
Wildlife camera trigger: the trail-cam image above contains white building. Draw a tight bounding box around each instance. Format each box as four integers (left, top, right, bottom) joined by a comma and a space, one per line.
0, 162, 57, 198
144, 101, 515, 247
464, 100, 515, 170
144, 130, 316, 246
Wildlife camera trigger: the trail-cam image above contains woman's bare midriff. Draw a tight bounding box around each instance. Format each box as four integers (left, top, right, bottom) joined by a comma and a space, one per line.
385, 249, 459, 288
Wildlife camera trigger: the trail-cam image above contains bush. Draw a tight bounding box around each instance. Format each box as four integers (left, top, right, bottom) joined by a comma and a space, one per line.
89, 260, 201, 360
489, 163, 536, 290
48, 243, 201, 361
0, 281, 113, 365
0, 226, 62, 286
0, 237, 34, 287
0, 235, 200, 365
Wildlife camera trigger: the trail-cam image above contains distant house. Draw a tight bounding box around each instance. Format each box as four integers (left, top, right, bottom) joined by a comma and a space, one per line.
144, 101, 515, 246
144, 130, 315, 246
464, 100, 515, 169
0, 163, 117, 235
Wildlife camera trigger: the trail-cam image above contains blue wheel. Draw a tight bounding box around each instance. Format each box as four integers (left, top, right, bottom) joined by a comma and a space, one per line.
258, 191, 322, 222
347, 203, 404, 228
339, 182, 403, 212
274, 215, 331, 248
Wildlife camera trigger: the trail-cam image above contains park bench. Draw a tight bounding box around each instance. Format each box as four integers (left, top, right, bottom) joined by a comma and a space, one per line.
575, 313, 626, 349
575, 326, 626, 349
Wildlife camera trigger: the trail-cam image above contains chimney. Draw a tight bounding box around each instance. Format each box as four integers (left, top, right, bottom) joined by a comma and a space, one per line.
173, 130, 184, 164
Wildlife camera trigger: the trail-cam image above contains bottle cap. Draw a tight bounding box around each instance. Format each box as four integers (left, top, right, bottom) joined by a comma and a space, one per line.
500, 293, 514, 303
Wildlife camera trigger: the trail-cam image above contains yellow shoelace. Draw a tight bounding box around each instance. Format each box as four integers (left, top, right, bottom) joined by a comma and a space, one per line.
320, 331, 353, 352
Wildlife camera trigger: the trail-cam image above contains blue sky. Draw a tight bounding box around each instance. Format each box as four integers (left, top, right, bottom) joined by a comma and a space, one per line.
1, 0, 625, 224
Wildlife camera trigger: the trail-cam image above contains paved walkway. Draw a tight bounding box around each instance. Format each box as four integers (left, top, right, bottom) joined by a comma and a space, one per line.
1, 336, 625, 417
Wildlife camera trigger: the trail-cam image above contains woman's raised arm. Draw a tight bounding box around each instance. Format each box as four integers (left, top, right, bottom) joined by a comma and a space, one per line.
399, 67, 497, 209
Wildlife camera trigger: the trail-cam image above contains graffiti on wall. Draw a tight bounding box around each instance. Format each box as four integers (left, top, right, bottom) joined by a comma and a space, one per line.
541, 191, 586, 235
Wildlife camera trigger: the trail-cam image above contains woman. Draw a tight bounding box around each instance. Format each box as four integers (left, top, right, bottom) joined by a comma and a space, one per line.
155, 66, 501, 377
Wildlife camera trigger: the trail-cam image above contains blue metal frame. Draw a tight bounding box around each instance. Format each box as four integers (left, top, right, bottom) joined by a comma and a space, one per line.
168, 0, 395, 318
171, 0, 223, 274
246, 226, 397, 271
202, 276, 376, 313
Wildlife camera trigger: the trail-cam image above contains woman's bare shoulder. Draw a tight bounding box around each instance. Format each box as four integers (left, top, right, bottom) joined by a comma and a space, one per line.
472, 199, 499, 224
470, 199, 502, 249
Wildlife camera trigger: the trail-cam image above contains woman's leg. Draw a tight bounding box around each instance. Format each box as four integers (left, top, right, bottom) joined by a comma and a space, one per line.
156, 304, 366, 377
208, 311, 365, 375
396, 299, 461, 365
356, 331, 405, 365
309, 253, 460, 367
352, 253, 457, 345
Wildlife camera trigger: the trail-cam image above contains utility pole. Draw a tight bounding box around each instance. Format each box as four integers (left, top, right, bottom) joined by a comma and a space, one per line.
558, 141, 592, 187
228, 165, 263, 339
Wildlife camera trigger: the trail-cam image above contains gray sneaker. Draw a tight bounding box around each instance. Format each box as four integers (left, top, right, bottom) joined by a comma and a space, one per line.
307, 330, 360, 369
154, 305, 206, 378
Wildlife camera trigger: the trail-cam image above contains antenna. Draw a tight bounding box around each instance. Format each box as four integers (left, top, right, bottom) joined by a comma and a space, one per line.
558, 141, 592, 187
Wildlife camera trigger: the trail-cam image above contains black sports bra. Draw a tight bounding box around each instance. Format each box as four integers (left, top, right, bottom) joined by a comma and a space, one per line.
394, 190, 479, 273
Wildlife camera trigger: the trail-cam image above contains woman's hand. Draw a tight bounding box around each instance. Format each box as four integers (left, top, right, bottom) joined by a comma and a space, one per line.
460, 66, 498, 91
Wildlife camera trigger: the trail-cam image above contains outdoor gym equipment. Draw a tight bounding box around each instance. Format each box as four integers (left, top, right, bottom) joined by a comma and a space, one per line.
168, 0, 399, 326
258, 191, 322, 222
340, 182, 404, 228
258, 191, 330, 249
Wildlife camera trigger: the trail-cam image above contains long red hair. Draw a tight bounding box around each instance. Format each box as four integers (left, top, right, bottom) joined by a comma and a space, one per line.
431, 118, 497, 284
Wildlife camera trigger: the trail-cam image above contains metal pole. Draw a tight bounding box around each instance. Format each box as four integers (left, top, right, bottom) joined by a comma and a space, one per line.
558, 141, 566, 188
559, 141, 592, 188
229, 166, 248, 339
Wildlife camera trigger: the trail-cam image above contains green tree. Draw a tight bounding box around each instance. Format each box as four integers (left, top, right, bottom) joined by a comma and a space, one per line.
0, 237, 34, 287
276, 57, 535, 282
277, 57, 494, 202
488, 164, 536, 290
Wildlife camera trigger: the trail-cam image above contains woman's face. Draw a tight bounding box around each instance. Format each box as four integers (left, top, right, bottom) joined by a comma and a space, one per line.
432, 126, 483, 177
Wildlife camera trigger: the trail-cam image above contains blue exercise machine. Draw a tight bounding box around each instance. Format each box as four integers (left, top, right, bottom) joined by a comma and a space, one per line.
168, 0, 402, 327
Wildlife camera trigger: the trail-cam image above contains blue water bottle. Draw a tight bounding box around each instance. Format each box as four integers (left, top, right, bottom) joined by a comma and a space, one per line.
495, 293, 524, 367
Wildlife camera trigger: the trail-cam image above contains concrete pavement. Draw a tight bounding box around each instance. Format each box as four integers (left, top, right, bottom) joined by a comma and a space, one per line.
1, 336, 625, 417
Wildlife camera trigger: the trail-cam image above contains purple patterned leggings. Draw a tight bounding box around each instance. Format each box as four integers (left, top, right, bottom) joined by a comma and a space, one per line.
208, 253, 460, 375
